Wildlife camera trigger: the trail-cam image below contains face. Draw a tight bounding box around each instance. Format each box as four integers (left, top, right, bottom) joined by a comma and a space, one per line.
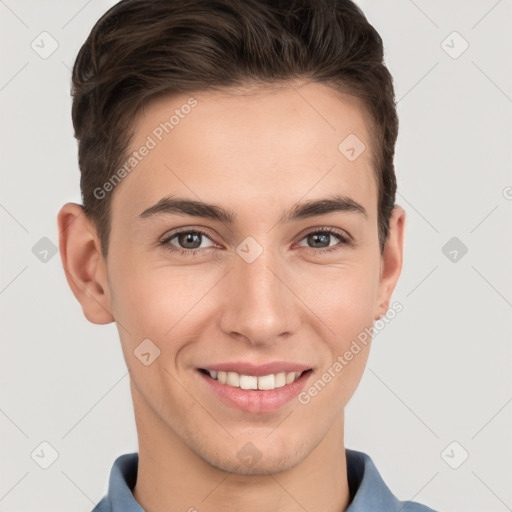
63, 81, 404, 476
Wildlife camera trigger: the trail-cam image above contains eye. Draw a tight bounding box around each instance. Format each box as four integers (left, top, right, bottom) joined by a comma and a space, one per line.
160, 229, 216, 256
297, 227, 352, 255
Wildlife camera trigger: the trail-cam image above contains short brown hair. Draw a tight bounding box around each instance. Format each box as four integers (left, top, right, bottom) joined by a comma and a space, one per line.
71, 0, 398, 258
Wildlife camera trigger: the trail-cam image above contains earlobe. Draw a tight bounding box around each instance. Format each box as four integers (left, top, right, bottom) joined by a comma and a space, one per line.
57, 203, 114, 325
374, 205, 406, 321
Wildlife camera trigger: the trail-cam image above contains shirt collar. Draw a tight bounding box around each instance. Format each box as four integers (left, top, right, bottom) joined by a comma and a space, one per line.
93, 449, 435, 512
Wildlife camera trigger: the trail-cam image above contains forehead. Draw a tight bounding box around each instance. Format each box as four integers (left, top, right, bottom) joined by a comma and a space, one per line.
111, 81, 377, 223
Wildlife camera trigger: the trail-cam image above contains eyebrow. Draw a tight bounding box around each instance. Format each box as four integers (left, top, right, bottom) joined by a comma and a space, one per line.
138, 194, 367, 223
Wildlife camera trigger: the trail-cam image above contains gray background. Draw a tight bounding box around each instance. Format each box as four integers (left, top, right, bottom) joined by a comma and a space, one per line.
1, 0, 511, 511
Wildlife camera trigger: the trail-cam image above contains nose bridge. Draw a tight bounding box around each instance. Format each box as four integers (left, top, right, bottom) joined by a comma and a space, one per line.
220, 243, 297, 344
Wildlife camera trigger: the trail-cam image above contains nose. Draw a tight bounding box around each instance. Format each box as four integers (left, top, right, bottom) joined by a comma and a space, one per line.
218, 245, 300, 347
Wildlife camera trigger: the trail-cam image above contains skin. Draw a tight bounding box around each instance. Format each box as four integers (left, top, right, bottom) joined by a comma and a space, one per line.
58, 80, 405, 512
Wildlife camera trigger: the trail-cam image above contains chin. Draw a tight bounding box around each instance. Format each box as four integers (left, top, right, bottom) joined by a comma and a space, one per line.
208, 450, 304, 476
190, 434, 314, 476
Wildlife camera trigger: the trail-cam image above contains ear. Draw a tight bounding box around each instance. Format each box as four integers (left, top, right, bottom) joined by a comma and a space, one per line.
374, 205, 406, 320
57, 203, 114, 324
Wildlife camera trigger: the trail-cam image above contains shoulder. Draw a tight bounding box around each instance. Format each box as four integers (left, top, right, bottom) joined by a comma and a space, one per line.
396, 501, 438, 512
345, 449, 439, 512
90, 452, 140, 512
91, 497, 111, 512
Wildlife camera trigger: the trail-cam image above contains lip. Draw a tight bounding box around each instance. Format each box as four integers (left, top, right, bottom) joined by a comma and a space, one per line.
199, 361, 311, 376
196, 366, 313, 413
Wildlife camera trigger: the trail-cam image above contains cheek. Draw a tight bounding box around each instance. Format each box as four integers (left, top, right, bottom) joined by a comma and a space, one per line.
111, 262, 225, 360
297, 255, 380, 335
295, 257, 378, 398
117, 272, 188, 339
111, 268, 195, 404
297, 266, 376, 410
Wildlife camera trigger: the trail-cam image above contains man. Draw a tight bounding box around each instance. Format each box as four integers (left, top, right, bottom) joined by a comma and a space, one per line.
57, 0, 437, 510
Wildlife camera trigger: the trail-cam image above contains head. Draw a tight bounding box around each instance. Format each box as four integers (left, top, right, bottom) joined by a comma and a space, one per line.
58, 0, 405, 475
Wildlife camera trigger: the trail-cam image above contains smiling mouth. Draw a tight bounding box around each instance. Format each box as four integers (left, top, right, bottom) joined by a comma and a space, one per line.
198, 368, 313, 391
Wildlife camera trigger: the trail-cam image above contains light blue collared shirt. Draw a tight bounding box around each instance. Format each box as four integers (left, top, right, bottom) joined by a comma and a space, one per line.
92, 449, 438, 512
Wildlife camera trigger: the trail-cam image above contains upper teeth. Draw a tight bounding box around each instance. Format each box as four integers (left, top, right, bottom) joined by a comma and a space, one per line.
207, 370, 301, 390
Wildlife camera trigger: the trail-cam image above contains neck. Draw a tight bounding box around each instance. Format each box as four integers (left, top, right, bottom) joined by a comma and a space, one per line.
131, 384, 350, 512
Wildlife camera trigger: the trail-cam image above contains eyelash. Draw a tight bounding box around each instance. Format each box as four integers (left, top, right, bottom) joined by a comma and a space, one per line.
159, 227, 352, 258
